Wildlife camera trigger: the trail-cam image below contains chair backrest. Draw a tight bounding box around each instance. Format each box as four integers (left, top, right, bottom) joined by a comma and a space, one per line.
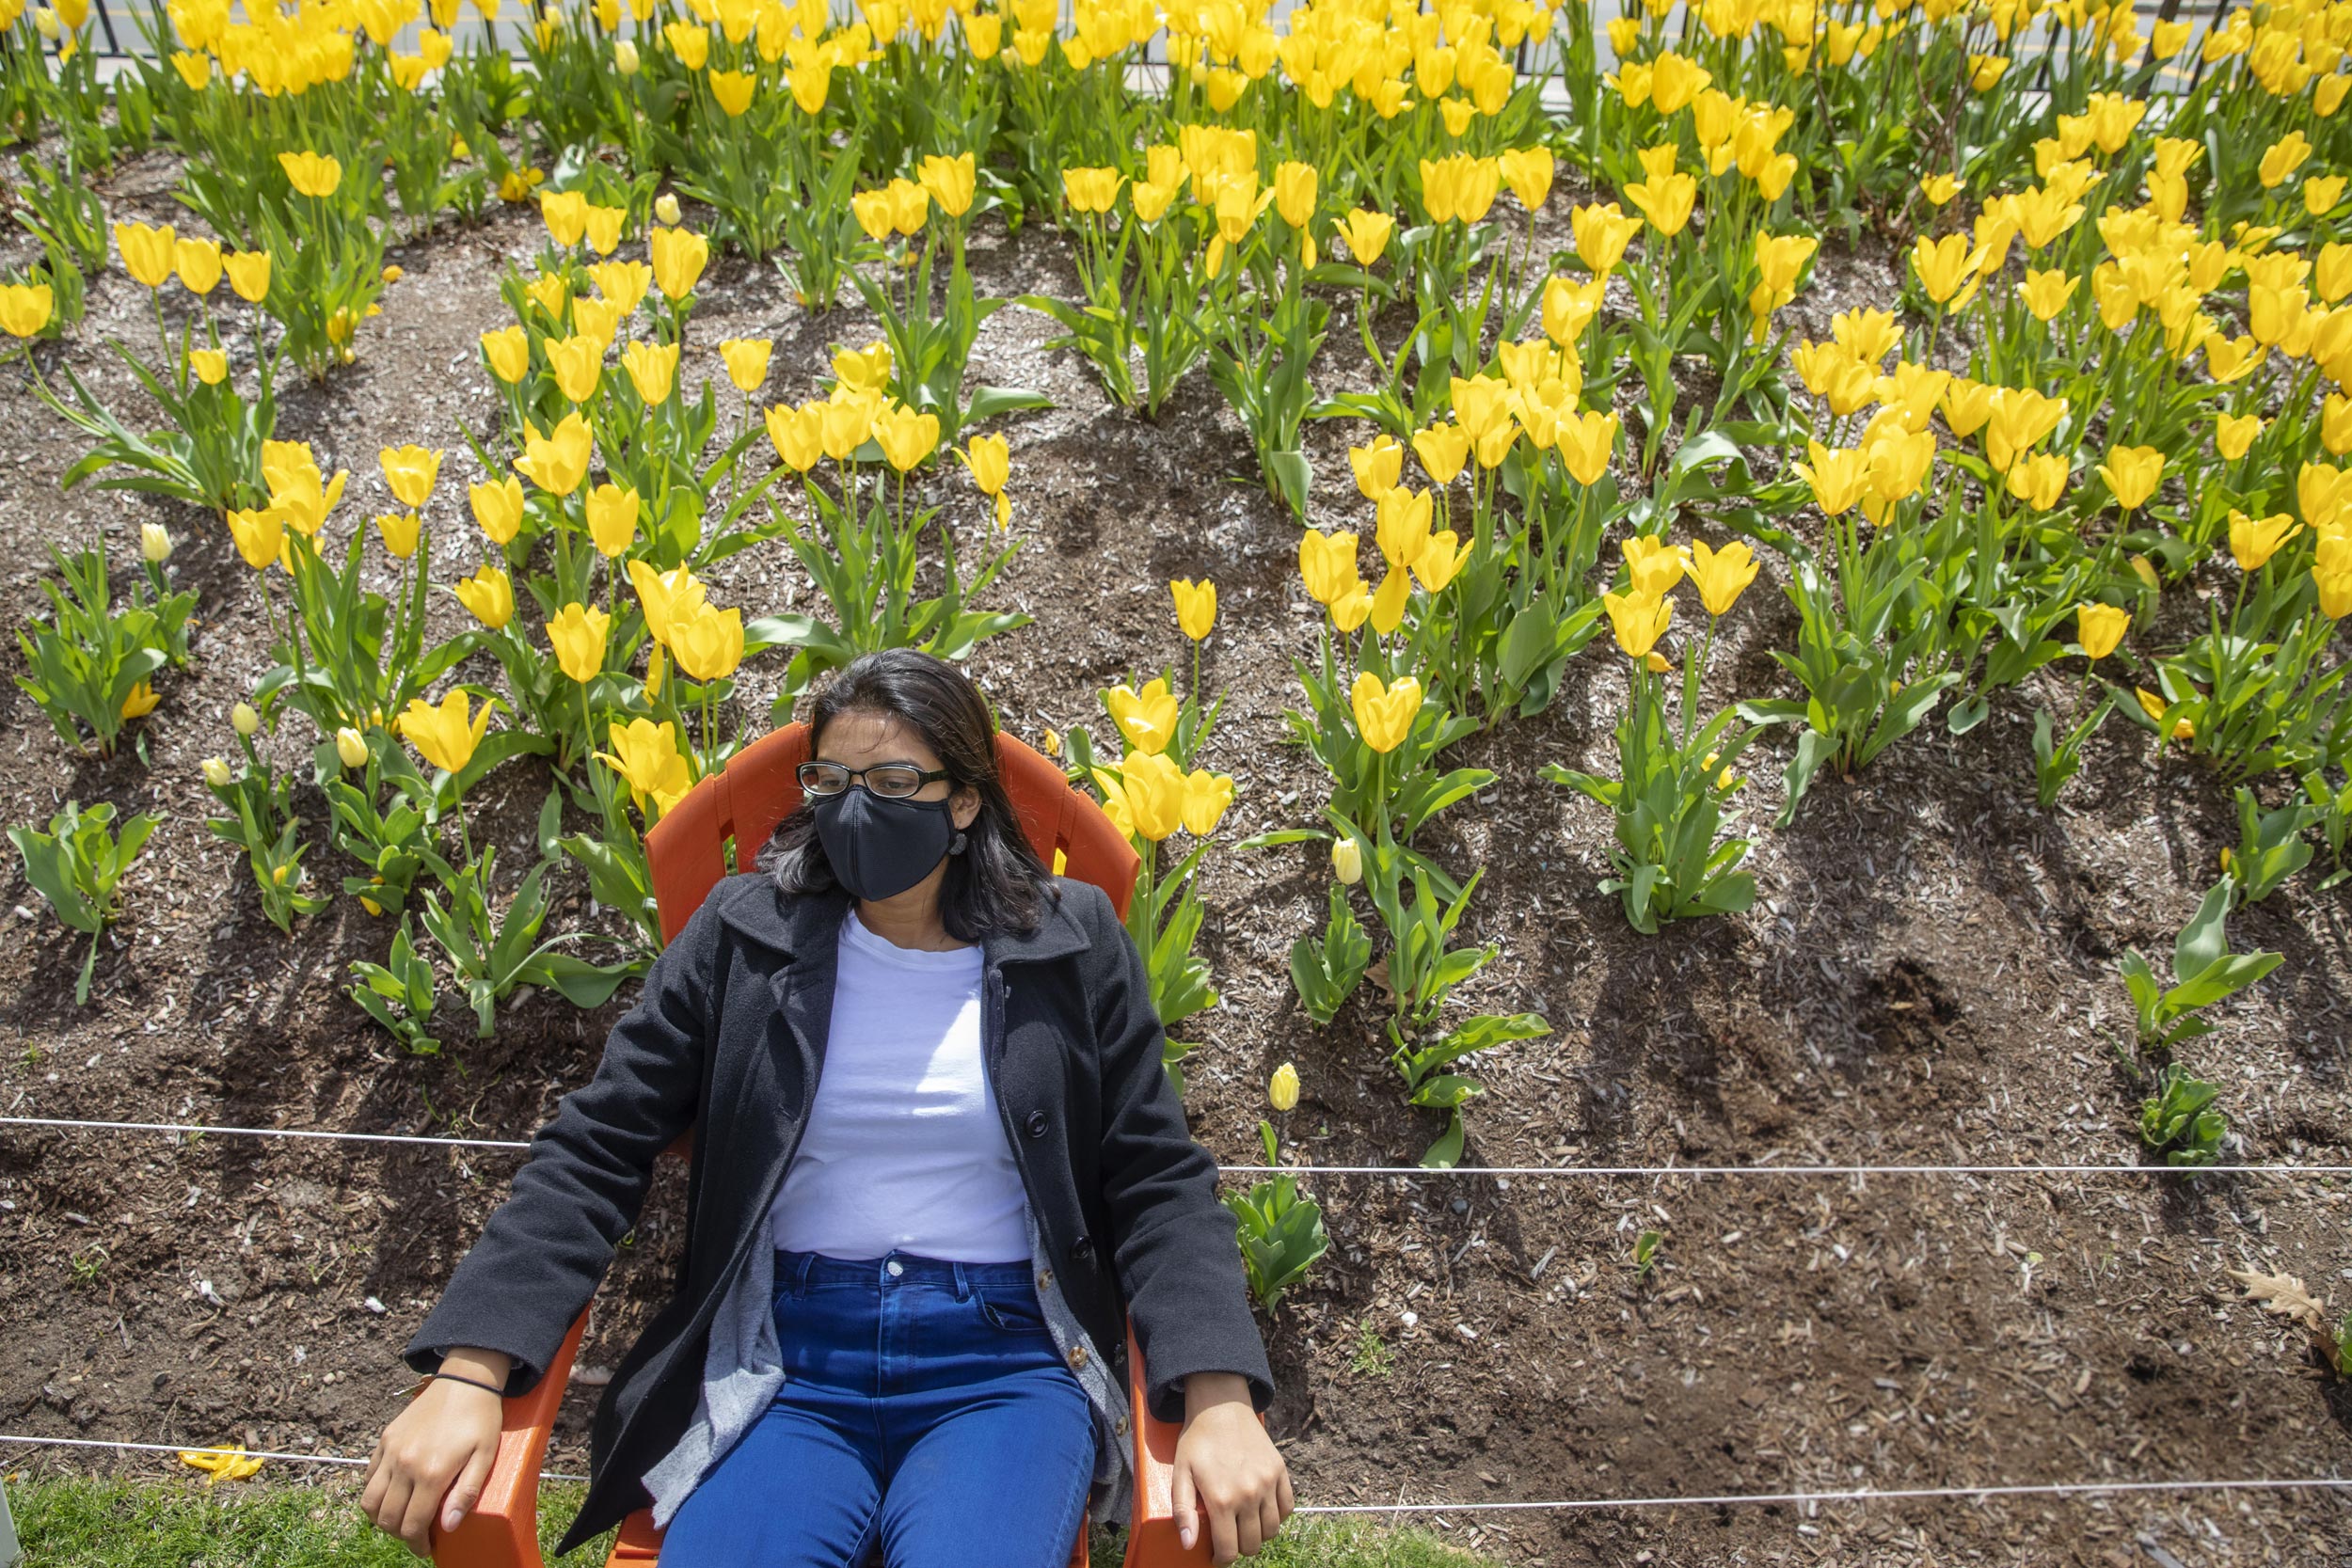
645, 721, 1141, 942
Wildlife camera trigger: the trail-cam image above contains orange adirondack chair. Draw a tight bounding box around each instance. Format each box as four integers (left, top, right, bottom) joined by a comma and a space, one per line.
431, 723, 1212, 1568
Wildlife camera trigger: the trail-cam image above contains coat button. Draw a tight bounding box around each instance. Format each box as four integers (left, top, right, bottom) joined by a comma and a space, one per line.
1068, 1344, 1089, 1370
1036, 1268, 1054, 1291
1072, 1234, 1092, 1260
1025, 1109, 1049, 1138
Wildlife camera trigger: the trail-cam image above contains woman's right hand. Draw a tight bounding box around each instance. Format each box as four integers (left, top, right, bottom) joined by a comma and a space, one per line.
360, 1348, 513, 1558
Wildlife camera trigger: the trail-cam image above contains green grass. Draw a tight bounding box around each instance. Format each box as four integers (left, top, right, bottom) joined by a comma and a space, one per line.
8, 1477, 1501, 1568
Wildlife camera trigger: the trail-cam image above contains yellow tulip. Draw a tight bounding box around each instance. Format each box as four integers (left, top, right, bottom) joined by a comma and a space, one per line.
547, 601, 612, 683
119, 678, 159, 720
1267, 1062, 1299, 1112
2259, 132, 2312, 189
2018, 267, 2077, 323
469, 475, 526, 545
335, 726, 369, 769
1330, 835, 1362, 885
2216, 412, 2264, 461
1338, 207, 1393, 266
540, 189, 589, 248
377, 511, 421, 560
1555, 409, 1619, 487
1349, 434, 1403, 499
1413, 529, 1471, 594
618, 340, 676, 406
227, 506, 284, 570
767, 404, 823, 472
587, 260, 653, 318
116, 221, 177, 289
649, 227, 709, 300
1273, 160, 1317, 230
543, 333, 599, 404
379, 445, 443, 510
599, 717, 694, 816
957, 433, 1010, 499
2005, 451, 2070, 512
1180, 768, 1234, 835
918, 151, 977, 218
278, 150, 342, 198
481, 325, 531, 384
453, 563, 516, 629
1062, 166, 1123, 215
1621, 534, 1683, 599
1348, 671, 1422, 753
261, 440, 348, 538
1107, 676, 1180, 754
1794, 439, 1870, 515
719, 338, 772, 393
1541, 276, 1604, 346
0, 281, 53, 338
628, 559, 707, 647
2074, 602, 2129, 659
833, 340, 893, 394
1910, 233, 1975, 304
1100, 751, 1185, 842
2228, 510, 2300, 572
2314, 533, 2352, 618
1625, 170, 1695, 237
670, 602, 745, 681
568, 484, 634, 560
1685, 538, 1758, 617
874, 403, 942, 471
1603, 589, 1672, 658
1498, 146, 1555, 214
187, 348, 228, 385
516, 412, 594, 496
1919, 173, 1961, 206
708, 68, 755, 115
1169, 578, 1216, 641
2096, 445, 2164, 512
397, 689, 491, 775
1411, 421, 1469, 486
1571, 201, 1642, 276
173, 236, 221, 294
1299, 529, 1360, 606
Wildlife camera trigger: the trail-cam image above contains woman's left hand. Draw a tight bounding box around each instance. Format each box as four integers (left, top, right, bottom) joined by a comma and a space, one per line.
1169, 1371, 1293, 1564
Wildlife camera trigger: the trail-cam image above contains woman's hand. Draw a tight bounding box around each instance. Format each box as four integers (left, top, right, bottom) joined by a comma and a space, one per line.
360, 1348, 512, 1558
1169, 1371, 1293, 1564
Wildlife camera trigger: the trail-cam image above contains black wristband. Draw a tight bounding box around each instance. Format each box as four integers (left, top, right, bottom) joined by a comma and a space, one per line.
431, 1370, 509, 1399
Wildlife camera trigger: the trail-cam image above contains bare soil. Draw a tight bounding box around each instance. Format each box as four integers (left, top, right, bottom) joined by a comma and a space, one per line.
3, 153, 2350, 1567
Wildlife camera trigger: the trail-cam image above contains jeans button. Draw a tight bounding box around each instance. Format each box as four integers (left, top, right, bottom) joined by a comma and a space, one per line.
886, 1259, 904, 1277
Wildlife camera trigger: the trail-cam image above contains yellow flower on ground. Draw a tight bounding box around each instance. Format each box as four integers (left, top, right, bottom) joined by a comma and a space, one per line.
453, 563, 516, 629
670, 602, 745, 681
278, 150, 342, 198
1107, 677, 1180, 754
2228, 510, 2300, 571
719, 338, 772, 392
119, 679, 160, 720
379, 445, 443, 510
1170, 578, 1216, 641
397, 689, 491, 774
2097, 445, 2165, 512
1686, 538, 1759, 616
547, 602, 612, 683
1268, 1062, 1299, 1112
1348, 670, 1422, 752
1603, 589, 1672, 658
2075, 602, 2129, 659
585, 483, 639, 556
469, 475, 526, 545
179, 1445, 263, 1486
599, 717, 693, 816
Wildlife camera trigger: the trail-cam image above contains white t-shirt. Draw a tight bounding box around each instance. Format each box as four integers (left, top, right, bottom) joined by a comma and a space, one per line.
766, 909, 1032, 1262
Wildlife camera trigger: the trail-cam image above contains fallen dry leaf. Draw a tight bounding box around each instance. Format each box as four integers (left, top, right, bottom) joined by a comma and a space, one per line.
2226, 1267, 2328, 1332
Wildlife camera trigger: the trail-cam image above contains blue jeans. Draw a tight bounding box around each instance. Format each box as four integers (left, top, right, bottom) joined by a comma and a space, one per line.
660, 1248, 1096, 1568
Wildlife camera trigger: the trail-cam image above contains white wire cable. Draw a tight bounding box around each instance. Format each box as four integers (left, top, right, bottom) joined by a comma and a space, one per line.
9, 1115, 2351, 1178
2, 1433, 2339, 1517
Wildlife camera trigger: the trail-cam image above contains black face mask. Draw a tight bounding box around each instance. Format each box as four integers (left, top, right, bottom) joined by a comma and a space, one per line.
812, 784, 958, 903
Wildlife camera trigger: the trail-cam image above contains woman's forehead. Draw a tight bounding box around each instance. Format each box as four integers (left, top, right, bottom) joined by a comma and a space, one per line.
816, 708, 938, 765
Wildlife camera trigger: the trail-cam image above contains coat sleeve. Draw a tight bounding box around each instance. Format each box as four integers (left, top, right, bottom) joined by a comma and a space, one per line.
1082, 881, 1276, 1425
402, 890, 723, 1395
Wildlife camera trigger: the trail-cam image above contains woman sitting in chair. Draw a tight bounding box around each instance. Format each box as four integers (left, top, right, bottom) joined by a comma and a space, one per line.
362, 647, 1289, 1568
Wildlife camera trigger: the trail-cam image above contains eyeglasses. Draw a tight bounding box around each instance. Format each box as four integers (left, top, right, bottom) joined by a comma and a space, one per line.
797, 760, 952, 800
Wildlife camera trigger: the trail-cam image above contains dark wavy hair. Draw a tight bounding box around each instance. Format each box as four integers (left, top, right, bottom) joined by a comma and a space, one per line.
757, 648, 1050, 941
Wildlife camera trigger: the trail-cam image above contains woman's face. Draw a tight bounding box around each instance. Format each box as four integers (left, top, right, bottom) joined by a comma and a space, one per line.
815, 707, 981, 832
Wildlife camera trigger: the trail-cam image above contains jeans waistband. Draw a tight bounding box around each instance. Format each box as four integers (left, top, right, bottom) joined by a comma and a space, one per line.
777, 1247, 1035, 1297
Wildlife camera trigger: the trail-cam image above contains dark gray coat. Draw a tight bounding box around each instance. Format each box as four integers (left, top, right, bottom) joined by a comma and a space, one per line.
405, 871, 1274, 1553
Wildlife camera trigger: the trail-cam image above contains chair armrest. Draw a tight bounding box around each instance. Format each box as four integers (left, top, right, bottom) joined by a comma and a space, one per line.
431, 1305, 590, 1568
1124, 1325, 1263, 1568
